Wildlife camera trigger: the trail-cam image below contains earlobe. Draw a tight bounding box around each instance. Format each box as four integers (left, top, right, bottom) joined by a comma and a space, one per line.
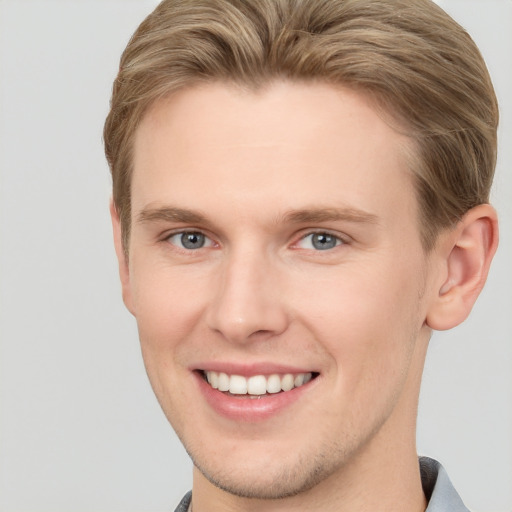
426, 204, 498, 331
110, 199, 136, 315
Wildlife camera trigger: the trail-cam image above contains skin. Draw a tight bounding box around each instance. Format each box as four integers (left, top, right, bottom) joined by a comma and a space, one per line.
111, 81, 498, 512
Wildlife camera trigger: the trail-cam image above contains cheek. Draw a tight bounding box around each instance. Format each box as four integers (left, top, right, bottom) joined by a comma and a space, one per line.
130, 261, 208, 346
293, 261, 424, 381
130, 266, 203, 416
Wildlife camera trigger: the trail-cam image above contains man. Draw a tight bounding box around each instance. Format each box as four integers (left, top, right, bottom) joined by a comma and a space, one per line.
104, 0, 499, 510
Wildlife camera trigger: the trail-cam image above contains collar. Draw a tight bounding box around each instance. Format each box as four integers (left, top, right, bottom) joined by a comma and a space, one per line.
420, 456, 470, 511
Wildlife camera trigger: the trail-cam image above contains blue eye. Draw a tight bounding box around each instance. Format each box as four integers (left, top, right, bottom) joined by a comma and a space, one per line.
298, 232, 342, 251
168, 232, 213, 250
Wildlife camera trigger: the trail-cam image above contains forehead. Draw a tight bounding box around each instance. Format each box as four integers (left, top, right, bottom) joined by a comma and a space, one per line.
131, 81, 418, 232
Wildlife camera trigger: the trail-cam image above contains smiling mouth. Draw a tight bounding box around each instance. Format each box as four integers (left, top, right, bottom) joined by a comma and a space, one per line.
200, 371, 318, 397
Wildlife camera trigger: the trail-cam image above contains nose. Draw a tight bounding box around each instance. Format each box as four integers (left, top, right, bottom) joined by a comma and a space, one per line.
205, 249, 289, 344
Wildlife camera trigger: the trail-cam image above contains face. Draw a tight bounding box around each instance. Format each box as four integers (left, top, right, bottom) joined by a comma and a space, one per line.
117, 81, 439, 499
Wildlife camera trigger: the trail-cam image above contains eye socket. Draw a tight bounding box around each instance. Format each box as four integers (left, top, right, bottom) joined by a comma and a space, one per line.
167, 231, 214, 250
296, 232, 343, 251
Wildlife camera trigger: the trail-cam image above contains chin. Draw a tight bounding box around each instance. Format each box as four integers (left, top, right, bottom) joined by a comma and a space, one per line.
186, 439, 348, 500
196, 460, 322, 499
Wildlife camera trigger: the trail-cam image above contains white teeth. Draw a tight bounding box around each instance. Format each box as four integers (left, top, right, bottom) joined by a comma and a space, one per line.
247, 375, 267, 395
266, 374, 282, 394
208, 371, 219, 389
218, 372, 230, 391
294, 374, 305, 387
281, 373, 294, 391
205, 371, 314, 396
229, 375, 247, 394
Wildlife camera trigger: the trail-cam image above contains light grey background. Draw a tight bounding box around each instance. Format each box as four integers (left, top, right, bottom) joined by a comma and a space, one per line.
0, 1, 510, 511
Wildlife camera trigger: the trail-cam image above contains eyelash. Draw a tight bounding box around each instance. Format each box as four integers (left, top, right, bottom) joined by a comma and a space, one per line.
164, 231, 216, 251
294, 231, 346, 251
162, 230, 347, 252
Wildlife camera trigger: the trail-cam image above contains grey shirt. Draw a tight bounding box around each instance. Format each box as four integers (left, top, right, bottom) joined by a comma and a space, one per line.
419, 456, 469, 511
173, 457, 469, 512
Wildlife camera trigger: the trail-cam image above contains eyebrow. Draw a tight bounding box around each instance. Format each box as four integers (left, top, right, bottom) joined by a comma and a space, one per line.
282, 207, 379, 225
137, 205, 379, 227
137, 206, 208, 225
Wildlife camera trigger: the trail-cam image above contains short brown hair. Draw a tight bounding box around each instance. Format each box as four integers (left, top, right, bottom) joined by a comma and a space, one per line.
104, 0, 498, 252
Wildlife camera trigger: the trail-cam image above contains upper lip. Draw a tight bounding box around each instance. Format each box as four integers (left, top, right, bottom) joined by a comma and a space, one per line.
192, 361, 318, 376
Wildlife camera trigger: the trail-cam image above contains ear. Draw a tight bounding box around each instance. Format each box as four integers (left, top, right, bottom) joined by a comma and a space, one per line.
110, 199, 136, 315
426, 204, 498, 331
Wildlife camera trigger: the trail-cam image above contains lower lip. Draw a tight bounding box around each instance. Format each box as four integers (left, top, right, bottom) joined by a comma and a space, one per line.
195, 372, 316, 422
